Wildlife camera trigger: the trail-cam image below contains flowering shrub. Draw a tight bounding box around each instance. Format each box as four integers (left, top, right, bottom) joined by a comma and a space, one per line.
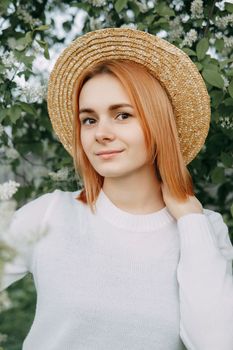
0, 0, 233, 348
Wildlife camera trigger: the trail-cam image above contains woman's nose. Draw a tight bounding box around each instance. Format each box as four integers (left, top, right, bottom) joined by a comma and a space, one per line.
95, 119, 115, 142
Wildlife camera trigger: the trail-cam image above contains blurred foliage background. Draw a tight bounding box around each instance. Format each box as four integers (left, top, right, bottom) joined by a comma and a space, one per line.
0, 0, 233, 349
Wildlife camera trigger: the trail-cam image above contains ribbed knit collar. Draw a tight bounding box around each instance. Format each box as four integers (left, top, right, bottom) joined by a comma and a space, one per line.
94, 189, 175, 232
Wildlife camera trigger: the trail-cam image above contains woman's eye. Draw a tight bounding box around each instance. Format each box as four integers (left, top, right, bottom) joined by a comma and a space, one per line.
116, 112, 131, 120
81, 118, 95, 125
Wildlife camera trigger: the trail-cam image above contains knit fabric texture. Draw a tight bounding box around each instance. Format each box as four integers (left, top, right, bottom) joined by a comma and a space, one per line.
1, 189, 233, 350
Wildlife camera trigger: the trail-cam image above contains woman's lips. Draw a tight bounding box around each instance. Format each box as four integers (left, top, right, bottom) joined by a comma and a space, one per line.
97, 150, 124, 159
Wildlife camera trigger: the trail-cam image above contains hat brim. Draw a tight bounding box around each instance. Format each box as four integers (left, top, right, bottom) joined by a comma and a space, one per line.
47, 27, 211, 165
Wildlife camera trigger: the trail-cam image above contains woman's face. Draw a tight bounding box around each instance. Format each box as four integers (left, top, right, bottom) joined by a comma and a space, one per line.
78, 73, 151, 178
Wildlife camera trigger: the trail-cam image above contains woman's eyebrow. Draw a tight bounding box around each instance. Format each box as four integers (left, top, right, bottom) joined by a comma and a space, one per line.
79, 103, 134, 114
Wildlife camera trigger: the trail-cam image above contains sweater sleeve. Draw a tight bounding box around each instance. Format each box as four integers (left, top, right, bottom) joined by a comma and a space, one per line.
0, 190, 58, 292
176, 209, 233, 350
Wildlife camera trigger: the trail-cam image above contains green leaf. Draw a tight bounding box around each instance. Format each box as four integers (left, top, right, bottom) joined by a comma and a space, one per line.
219, 58, 233, 70
226, 68, 233, 77
25, 31, 33, 44
145, 15, 156, 25
203, 63, 218, 71
202, 69, 224, 89
0, 0, 10, 15
20, 102, 36, 115
215, 38, 224, 52
156, 2, 175, 16
220, 152, 233, 167
211, 166, 225, 184
211, 90, 224, 108
228, 79, 233, 98
154, 17, 168, 25
14, 51, 34, 68
15, 37, 29, 51
128, 0, 140, 16
196, 37, 209, 61
194, 62, 203, 71
181, 48, 197, 56
70, 2, 91, 10
223, 97, 233, 106
137, 22, 147, 31
35, 40, 50, 59
36, 39, 47, 48
0, 109, 8, 122
44, 44, 50, 59
13, 32, 33, 51
33, 25, 50, 32
7, 105, 22, 124
225, 2, 233, 13
115, 0, 128, 13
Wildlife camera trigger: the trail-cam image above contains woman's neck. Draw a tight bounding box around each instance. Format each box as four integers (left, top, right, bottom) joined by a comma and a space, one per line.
102, 164, 165, 215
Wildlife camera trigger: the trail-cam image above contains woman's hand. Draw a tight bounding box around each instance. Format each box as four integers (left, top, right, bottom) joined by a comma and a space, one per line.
161, 183, 203, 220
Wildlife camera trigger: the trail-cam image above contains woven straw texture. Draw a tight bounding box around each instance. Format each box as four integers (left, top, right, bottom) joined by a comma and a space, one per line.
47, 27, 211, 165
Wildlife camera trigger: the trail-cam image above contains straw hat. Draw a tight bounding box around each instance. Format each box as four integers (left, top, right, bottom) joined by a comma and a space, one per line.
47, 27, 211, 165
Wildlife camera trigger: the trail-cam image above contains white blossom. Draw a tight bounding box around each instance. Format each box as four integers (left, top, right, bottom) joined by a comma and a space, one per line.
89, 17, 103, 31
215, 14, 233, 29
0, 180, 20, 201
209, 37, 216, 44
0, 291, 13, 313
180, 13, 190, 23
17, 81, 47, 104
16, 6, 41, 26
126, 9, 134, 20
0, 49, 25, 81
219, 116, 233, 129
215, 31, 223, 39
168, 17, 183, 41
87, 0, 107, 6
0, 124, 4, 137
147, 0, 157, 9
180, 29, 198, 48
120, 23, 138, 29
48, 167, 69, 181
5, 147, 19, 160
170, 0, 184, 11
221, 75, 229, 89
215, 0, 226, 11
223, 36, 233, 48
201, 20, 207, 27
190, 0, 204, 19
0, 332, 8, 344
1, 50, 18, 67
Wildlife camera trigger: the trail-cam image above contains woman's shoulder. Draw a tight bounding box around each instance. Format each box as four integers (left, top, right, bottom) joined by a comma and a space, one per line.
49, 188, 85, 209
7, 188, 85, 229
21, 189, 88, 225
203, 207, 233, 265
20, 188, 84, 210
3, 188, 86, 247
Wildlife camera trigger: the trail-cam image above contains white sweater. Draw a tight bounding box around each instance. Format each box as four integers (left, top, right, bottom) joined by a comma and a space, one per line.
1, 188, 233, 350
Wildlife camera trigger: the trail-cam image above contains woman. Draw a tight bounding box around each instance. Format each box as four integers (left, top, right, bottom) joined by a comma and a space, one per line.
1, 28, 233, 350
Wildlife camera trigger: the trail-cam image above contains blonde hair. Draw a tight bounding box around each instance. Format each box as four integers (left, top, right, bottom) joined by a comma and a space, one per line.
72, 59, 194, 213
